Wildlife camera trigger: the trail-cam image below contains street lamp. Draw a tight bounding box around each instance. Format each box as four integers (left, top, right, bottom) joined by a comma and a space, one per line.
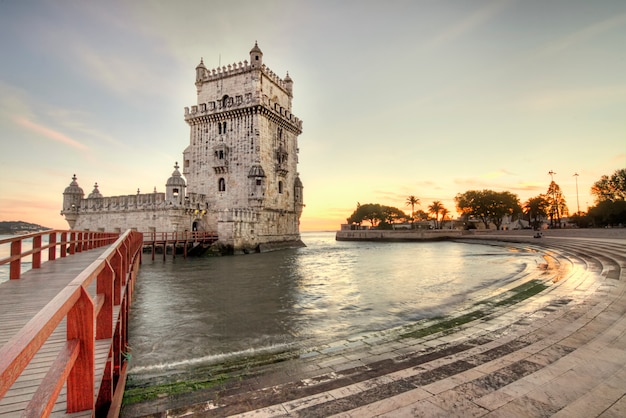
574, 173, 580, 215
548, 170, 556, 182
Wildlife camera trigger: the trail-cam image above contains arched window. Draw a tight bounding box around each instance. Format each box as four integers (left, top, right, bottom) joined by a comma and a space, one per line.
278, 181, 283, 194
222, 121, 227, 133
218, 178, 226, 192
218, 123, 222, 134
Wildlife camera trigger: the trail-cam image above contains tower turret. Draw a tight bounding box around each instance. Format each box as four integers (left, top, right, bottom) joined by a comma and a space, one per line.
62, 174, 84, 229
284, 72, 293, 97
250, 41, 263, 68
165, 162, 186, 204
195, 58, 207, 83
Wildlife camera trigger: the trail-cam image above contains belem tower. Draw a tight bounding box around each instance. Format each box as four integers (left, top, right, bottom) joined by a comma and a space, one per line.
61, 42, 305, 254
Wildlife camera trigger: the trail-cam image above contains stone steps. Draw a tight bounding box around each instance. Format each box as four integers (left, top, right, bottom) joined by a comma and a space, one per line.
121, 235, 626, 417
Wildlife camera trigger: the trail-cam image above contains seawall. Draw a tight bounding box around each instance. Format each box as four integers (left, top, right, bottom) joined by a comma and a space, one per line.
336, 227, 626, 242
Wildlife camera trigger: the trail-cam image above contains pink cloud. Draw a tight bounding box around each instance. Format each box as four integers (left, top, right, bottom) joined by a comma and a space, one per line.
14, 116, 87, 150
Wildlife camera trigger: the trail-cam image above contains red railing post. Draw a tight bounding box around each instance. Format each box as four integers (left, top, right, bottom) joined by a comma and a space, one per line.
96, 261, 114, 340
10, 240, 21, 280
60, 232, 67, 258
77, 232, 84, 253
32, 235, 42, 270
48, 232, 57, 261
69, 232, 76, 255
111, 251, 123, 306
66, 287, 95, 413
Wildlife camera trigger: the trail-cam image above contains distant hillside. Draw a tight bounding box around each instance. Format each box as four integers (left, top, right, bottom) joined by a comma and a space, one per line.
0, 221, 51, 235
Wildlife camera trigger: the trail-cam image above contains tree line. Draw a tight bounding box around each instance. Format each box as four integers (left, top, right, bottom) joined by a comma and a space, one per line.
346, 168, 626, 230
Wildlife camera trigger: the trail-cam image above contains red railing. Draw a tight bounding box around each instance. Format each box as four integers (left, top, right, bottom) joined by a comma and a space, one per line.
0, 230, 119, 280
0, 229, 143, 417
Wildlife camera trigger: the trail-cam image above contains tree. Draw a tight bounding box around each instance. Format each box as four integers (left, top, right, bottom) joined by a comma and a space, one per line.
346, 203, 408, 228
413, 210, 429, 221
439, 207, 451, 229
455, 189, 521, 230
588, 200, 626, 227
591, 168, 626, 203
546, 181, 568, 228
524, 195, 549, 230
380, 205, 410, 228
405, 195, 420, 228
428, 201, 443, 229
587, 169, 626, 227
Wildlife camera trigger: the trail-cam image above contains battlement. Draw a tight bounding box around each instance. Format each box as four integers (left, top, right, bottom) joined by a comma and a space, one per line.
184, 93, 302, 131
74, 191, 209, 212
196, 61, 291, 93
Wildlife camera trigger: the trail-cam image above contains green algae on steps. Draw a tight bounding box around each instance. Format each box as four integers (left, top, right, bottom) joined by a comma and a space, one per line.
123, 349, 298, 405
400, 279, 549, 339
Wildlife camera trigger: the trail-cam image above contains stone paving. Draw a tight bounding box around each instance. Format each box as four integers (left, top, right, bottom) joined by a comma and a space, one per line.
121, 229, 626, 417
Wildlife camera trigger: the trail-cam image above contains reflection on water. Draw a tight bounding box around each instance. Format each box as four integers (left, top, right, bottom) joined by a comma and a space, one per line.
128, 231, 542, 376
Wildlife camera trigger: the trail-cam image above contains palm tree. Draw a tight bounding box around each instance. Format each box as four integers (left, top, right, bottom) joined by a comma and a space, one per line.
524, 195, 549, 230
439, 207, 450, 229
405, 195, 420, 228
428, 201, 443, 229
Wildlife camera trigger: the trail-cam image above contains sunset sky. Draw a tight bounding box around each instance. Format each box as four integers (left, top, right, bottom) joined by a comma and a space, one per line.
0, 0, 624, 231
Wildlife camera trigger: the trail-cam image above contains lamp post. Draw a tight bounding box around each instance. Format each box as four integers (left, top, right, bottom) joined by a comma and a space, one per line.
574, 173, 580, 215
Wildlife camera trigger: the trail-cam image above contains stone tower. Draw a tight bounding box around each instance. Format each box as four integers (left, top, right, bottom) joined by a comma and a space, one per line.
183, 42, 304, 252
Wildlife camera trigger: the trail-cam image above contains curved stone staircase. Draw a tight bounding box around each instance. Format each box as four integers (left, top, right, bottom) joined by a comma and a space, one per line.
123, 234, 626, 418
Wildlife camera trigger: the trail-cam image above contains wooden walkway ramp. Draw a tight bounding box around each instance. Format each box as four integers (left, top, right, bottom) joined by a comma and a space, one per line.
0, 230, 143, 417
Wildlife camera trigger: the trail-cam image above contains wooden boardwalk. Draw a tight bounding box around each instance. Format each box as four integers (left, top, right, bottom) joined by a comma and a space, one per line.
142, 231, 218, 260
0, 230, 142, 417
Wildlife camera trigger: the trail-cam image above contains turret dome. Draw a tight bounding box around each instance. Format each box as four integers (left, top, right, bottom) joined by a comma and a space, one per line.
87, 182, 103, 199
250, 41, 262, 55
166, 162, 186, 188
64, 174, 84, 195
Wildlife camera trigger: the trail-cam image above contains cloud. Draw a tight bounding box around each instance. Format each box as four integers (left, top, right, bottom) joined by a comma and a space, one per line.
0, 81, 122, 150
13, 116, 88, 150
481, 169, 515, 179
519, 85, 626, 111
423, 0, 514, 50
46, 108, 124, 148
532, 12, 626, 59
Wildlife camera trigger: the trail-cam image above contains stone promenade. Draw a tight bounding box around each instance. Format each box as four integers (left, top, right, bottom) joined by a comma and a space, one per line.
122, 229, 626, 417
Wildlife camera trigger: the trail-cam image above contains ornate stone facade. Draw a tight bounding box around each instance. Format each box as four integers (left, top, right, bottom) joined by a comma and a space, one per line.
61, 43, 304, 253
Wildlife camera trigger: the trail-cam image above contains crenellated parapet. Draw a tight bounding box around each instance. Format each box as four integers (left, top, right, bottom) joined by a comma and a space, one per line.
196, 60, 292, 95
75, 192, 210, 213
184, 95, 302, 132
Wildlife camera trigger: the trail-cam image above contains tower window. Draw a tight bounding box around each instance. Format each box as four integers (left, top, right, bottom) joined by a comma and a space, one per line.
218, 178, 226, 192
278, 181, 283, 194
223, 121, 227, 132
256, 179, 262, 186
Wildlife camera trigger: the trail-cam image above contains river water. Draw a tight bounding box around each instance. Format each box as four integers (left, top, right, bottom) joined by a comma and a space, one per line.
127, 231, 544, 378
